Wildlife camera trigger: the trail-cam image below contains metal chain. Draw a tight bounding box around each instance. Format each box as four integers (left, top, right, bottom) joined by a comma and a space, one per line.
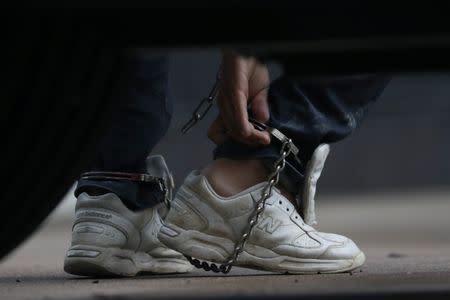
184, 139, 294, 274
181, 65, 222, 134
181, 65, 296, 273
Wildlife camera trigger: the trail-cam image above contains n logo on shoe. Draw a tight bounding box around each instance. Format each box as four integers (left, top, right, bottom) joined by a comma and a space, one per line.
257, 216, 282, 234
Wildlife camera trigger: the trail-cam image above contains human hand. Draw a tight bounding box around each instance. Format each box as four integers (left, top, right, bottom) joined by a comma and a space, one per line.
208, 49, 271, 146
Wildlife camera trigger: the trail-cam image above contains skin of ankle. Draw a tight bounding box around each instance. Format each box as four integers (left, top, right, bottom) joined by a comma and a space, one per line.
201, 158, 295, 203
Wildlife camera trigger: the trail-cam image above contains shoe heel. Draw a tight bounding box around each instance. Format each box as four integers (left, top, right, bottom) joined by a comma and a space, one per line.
66, 248, 101, 258
64, 245, 138, 277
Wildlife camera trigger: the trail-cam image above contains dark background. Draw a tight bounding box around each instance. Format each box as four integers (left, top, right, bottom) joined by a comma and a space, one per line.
151, 49, 450, 195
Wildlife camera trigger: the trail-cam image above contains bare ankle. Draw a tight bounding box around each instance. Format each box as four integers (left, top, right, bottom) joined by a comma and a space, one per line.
202, 158, 268, 197
201, 158, 295, 203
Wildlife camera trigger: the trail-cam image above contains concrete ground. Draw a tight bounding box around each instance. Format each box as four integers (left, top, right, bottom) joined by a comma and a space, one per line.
1, 188, 450, 299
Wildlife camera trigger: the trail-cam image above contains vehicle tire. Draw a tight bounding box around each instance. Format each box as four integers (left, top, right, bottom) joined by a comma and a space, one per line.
1, 16, 122, 261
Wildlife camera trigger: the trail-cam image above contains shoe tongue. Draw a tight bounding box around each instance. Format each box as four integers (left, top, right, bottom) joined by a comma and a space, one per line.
300, 144, 330, 226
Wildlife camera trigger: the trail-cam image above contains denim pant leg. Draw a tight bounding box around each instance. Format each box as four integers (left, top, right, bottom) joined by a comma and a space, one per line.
214, 74, 391, 191
75, 52, 172, 210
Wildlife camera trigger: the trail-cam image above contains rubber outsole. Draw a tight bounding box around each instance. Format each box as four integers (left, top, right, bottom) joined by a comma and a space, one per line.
64, 245, 193, 277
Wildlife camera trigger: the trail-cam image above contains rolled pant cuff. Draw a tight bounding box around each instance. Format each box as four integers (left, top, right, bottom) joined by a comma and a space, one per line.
75, 179, 162, 211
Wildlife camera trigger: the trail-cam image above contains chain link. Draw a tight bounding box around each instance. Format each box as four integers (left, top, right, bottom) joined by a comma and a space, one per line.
184, 139, 294, 274
181, 66, 222, 134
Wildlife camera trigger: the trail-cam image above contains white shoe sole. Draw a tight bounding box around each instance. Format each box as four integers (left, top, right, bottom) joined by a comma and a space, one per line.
64, 245, 192, 277
159, 224, 365, 274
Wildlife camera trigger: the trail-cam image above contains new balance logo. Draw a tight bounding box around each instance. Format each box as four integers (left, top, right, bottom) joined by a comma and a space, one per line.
77, 211, 112, 220
257, 216, 282, 234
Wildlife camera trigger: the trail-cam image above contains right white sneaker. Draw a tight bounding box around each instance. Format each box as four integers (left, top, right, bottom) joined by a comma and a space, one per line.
159, 171, 365, 274
64, 192, 193, 277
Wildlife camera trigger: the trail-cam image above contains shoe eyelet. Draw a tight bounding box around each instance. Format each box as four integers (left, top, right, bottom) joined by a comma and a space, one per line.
286, 208, 289, 211
279, 201, 282, 205
295, 216, 298, 219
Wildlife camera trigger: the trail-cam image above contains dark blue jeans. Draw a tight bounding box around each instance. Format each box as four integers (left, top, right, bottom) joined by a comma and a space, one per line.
75, 52, 390, 210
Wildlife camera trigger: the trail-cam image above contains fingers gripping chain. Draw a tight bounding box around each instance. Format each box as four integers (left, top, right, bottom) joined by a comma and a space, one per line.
181, 67, 301, 162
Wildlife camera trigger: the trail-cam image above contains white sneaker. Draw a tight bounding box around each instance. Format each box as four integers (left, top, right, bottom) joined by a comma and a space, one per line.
159, 171, 365, 274
64, 193, 193, 276
64, 155, 192, 277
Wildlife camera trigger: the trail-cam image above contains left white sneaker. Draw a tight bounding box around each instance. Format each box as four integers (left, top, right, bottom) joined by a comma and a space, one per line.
64, 193, 193, 276
64, 155, 193, 277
